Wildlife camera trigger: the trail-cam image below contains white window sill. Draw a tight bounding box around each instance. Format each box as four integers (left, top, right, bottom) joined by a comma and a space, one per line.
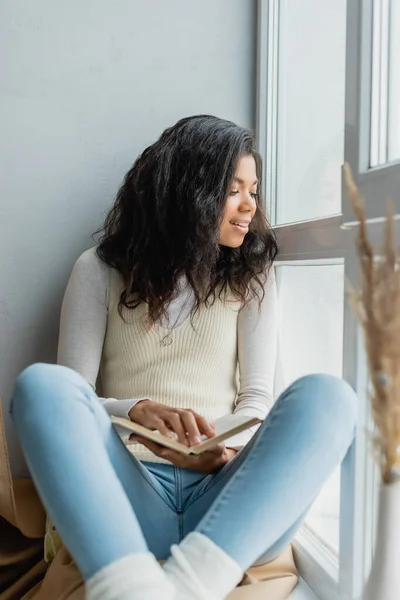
289, 578, 320, 599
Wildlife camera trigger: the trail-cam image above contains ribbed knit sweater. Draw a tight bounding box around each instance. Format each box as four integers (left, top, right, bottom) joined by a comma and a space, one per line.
57, 248, 278, 464
101, 268, 241, 463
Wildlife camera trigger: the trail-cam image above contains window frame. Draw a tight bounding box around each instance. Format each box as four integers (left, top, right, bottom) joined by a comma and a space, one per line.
271, 220, 371, 600
343, 0, 400, 223
256, 1, 386, 598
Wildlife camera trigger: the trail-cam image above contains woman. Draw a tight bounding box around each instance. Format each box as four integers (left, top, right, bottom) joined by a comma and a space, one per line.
10, 115, 357, 600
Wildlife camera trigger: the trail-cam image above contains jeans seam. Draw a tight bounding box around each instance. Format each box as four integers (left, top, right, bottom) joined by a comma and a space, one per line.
175, 467, 182, 512
184, 452, 243, 508
131, 457, 177, 510
113, 434, 176, 511
176, 468, 184, 540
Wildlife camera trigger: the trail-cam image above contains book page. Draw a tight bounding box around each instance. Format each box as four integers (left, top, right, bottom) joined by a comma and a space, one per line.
198, 413, 260, 441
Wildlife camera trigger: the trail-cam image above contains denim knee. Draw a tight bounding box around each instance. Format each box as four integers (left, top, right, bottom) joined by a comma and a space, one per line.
291, 373, 358, 432
10, 363, 83, 421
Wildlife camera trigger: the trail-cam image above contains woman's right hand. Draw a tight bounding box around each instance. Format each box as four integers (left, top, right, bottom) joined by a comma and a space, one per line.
128, 400, 216, 447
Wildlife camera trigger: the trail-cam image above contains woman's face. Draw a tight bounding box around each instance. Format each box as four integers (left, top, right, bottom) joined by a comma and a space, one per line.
219, 154, 258, 248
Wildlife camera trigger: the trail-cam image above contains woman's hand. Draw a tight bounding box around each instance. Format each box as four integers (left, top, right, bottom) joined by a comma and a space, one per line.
128, 400, 216, 447
128, 434, 238, 474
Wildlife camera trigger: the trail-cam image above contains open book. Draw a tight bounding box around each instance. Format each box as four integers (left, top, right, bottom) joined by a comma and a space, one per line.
111, 413, 262, 455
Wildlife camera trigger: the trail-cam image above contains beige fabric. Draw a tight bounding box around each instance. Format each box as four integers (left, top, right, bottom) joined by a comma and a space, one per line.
0, 400, 299, 600
20, 544, 298, 600
100, 269, 242, 464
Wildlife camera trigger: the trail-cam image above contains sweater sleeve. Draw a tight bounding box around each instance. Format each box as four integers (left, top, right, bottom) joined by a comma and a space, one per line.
224, 266, 278, 451
57, 247, 150, 419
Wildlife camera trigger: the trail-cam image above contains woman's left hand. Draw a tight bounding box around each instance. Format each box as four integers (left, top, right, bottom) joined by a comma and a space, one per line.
129, 436, 238, 474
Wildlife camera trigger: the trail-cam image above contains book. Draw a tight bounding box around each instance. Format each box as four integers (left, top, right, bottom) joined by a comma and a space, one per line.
111, 413, 262, 455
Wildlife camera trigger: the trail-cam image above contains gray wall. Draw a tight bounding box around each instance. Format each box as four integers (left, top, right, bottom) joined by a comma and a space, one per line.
0, 0, 256, 474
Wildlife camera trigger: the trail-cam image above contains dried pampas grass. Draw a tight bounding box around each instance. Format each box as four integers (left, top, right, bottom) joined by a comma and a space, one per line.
344, 163, 400, 483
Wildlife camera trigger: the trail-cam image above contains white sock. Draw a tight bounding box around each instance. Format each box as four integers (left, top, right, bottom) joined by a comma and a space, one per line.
85, 552, 176, 600
163, 532, 243, 600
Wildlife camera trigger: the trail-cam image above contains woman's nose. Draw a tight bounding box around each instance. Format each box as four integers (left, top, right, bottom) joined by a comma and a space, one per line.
240, 192, 256, 211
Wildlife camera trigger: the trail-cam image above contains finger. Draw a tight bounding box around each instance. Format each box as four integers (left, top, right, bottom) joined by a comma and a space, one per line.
178, 411, 203, 446
129, 434, 153, 444
153, 418, 175, 439
164, 412, 190, 446
208, 442, 225, 456
138, 438, 188, 465
188, 410, 216, 438
134, 437, 169, 456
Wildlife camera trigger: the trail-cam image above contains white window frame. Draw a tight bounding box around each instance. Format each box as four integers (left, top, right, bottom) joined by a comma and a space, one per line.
342, 0, 400, 592
256, 1, 396, 598
343, 0, 400, 222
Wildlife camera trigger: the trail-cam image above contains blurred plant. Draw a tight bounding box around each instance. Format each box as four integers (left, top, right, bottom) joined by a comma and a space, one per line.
345, 162, 400, 483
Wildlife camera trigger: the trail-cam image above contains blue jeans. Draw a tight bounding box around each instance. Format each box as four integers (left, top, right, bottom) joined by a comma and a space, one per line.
10, 364, 357, 580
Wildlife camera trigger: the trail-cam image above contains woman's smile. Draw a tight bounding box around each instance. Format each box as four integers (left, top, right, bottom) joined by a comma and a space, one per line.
229, 219, 251, 234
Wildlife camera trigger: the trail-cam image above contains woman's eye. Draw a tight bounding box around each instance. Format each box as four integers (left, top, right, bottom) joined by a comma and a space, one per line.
229, 190, 258, 200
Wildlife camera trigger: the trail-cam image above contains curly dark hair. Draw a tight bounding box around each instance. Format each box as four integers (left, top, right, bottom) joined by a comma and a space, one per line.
95, 115, 278, 324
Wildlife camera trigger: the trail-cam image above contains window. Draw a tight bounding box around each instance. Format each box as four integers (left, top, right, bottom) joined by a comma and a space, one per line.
275, 262, 344, 554
342, 0, 400, 223
388, 0, 400, 161
275, 0, 345, 224
257, 0, 400, 598
371, 0, 400, 165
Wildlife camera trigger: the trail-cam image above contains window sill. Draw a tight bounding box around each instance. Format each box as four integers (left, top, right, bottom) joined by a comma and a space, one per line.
290, 578, 320, 599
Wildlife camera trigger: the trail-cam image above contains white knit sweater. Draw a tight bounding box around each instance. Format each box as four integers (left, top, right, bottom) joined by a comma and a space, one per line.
57, 248, 278, 462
